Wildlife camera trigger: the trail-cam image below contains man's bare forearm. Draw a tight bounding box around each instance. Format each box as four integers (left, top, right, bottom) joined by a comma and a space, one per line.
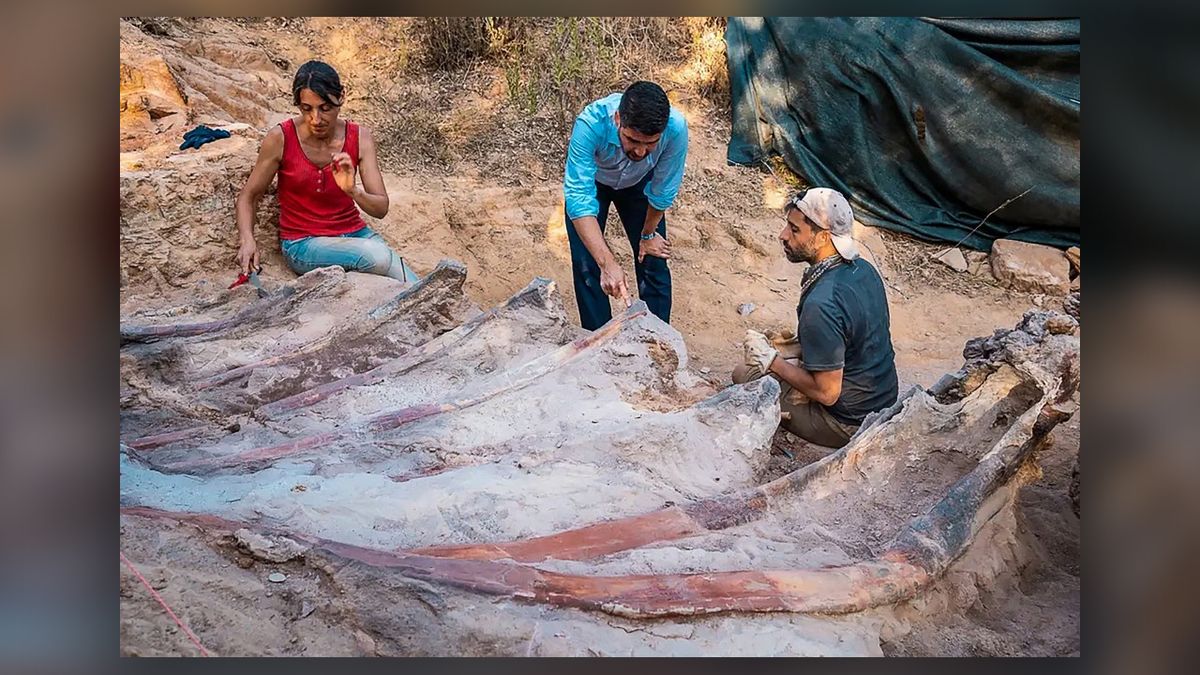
641, 205, 665, 237
769, 357, 840, 406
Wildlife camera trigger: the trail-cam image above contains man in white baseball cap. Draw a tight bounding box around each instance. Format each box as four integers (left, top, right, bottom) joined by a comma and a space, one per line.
790, 187, 860, 260
733, 187, 898, 449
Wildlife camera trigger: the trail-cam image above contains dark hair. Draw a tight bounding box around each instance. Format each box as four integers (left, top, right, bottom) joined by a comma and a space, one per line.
618, 81, 670, 136
292, 60, 344, 106
784, 190, 821, 231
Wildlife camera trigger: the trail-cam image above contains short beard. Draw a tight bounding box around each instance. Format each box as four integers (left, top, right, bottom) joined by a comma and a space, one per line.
784, 243, 815, 264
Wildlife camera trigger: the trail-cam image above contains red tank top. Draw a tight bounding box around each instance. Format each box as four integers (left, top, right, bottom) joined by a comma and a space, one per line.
276, 118, 366, 240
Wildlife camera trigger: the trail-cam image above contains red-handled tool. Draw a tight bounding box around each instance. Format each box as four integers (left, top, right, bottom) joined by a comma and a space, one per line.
229, 266, 267, 297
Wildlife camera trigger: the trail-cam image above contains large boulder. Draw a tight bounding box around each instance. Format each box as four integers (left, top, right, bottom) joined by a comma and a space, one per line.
989, 238, 1070, 295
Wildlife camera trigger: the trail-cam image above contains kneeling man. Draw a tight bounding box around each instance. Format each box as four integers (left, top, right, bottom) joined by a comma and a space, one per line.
736, 188, 898, 448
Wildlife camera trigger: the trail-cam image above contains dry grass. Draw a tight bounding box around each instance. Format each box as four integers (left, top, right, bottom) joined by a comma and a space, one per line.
876, 228, 1014, 299
361, 17, 735, 178
214, 17, 735, 178
410, 17, 502, 70
671, 18, 730, 108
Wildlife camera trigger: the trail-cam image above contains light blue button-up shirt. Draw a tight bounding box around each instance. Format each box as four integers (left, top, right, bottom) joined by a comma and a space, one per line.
563, 92, 689, 220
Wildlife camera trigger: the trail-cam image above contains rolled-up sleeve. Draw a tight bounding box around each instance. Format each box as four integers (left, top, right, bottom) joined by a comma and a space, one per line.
644, 116, 688, 211
563, 116, 601, 220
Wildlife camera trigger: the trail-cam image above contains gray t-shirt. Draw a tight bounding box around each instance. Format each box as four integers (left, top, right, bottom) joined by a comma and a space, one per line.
796, 258, 899, 425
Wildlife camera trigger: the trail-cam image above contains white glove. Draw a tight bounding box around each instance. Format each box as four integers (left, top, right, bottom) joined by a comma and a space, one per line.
743, 329, 778, 375
765, 328, 802, 360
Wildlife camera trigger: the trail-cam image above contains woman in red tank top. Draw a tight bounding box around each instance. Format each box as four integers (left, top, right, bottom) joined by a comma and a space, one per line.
233, 61, 418, 283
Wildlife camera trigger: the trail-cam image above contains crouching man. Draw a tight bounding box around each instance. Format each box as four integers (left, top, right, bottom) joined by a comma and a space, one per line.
734, 188, 898, 448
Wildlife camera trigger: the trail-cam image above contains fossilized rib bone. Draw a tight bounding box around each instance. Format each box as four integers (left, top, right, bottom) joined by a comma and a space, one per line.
192, 260, 469, 390
255, 276, 559, 417
152, 302, 649, 475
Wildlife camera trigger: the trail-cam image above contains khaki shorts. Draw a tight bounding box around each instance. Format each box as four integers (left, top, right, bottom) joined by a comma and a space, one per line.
778, 383, 858, 448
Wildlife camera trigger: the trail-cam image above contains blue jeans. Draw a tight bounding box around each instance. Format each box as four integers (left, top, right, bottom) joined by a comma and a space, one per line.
565, 174, 672, 330
280, 226, 418, 282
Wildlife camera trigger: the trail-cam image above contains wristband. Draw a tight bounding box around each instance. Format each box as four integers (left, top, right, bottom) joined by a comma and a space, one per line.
640, 232, 658, 241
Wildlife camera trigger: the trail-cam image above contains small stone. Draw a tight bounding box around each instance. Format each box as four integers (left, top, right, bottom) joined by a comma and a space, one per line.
236, 556, 254, 569
700, 367, 711, 374
737, 302, 756, 316
965, 250, 988, 276
268, 572, 287, 583
932, 247, 968, 273
300, 599, 316, 619
1045, 315, 1077, 335
236, 529, 309, 563
1032, 294, 1045, 307
1063, 292, 1080, 319
1065, 246, 1080, 276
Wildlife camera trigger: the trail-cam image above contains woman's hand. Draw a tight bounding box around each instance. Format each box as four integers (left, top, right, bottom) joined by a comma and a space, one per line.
237, 237, 259, 275
331, 152, 356, 194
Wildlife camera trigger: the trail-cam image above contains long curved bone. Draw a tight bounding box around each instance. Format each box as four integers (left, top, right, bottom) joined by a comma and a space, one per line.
121, 384, 1074, 620
192, 260, 469, 390
118, 267, 349, 345
152, 303, 649, 475
120, 289, 294, 345
255, 276, 559, 417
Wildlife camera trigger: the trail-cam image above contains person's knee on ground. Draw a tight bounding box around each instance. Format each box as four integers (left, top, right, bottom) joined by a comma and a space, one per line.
343, 240, 415, 282
342, 241, 391, 276
780, 398, 857, 449
731, 363, 758, 385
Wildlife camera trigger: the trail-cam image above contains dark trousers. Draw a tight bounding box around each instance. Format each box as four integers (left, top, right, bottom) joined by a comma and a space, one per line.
565, 177, 672, 330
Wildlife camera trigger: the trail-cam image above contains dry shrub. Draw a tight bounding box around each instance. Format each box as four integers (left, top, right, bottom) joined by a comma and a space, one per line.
410, 17, 531, 71
679, 17, 730, 107
409, 17, 730, 115
375, 17, 734, 169
411, 17, 497, 70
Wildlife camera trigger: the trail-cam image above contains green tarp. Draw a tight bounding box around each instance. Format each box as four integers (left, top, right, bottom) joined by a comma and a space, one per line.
726, 17, 1080, 250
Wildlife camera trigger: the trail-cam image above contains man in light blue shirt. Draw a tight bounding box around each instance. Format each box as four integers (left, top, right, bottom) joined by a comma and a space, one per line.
563, 81, 688, 330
